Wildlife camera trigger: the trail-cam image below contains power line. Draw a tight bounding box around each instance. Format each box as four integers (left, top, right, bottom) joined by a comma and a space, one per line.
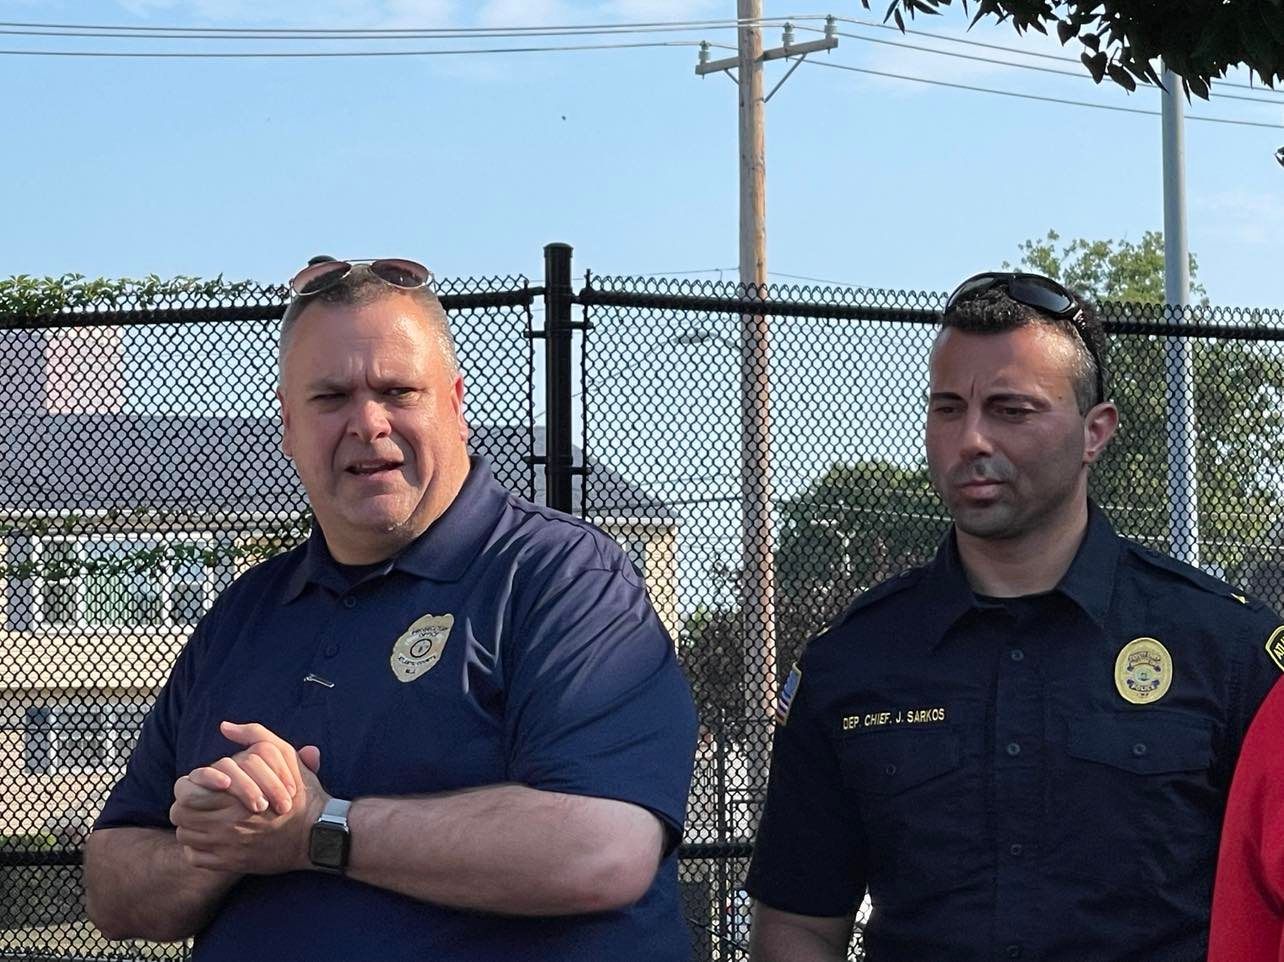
0, 15, 821, 37
769, 271, 864, 288
5, 11, 1281, 100
0, 39, 733, 59
827, 14, 1284, 96
797, 24, 1284, 106
0, 24, 769, 41
804, 59, 1284, 130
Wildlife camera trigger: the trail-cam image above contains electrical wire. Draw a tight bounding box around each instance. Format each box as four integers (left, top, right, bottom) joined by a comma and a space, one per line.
769, 271, 865, 288
0, 40, 734, 59
3, 11, 1280, 100
796, 24, 1284, 106
803, 59, 1284, 130
0, 24, 769, 40
827, 14, 1284, 96
0, 15, 822, 37
2, 11, 1278, 124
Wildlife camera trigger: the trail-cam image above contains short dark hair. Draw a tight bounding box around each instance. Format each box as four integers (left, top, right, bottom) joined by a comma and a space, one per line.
941, 284, 1106, 414
278, 265, 459, 380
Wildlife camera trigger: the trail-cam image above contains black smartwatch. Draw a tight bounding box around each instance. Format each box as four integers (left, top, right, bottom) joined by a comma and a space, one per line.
308, 797, 351, 874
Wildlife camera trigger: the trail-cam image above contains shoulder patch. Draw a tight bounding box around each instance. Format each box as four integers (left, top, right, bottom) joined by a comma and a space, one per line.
1265, 626, 1284, 673
774, 663, 802, 725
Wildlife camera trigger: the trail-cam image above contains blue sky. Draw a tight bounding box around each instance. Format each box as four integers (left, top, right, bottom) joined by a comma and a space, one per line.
2, 0, 1282, 307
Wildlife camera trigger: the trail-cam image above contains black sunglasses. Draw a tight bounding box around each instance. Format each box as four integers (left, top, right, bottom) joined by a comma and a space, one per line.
288, 257, 434, 298
944, 271, 1105, 406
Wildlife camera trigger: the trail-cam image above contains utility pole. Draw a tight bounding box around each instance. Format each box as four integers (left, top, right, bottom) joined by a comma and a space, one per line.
1161, 62, 1200, 567
695, 14, 837, 727
735, 0, 775, 728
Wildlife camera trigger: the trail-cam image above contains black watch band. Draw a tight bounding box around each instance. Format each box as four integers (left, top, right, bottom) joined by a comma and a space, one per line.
308, 797, 352, 874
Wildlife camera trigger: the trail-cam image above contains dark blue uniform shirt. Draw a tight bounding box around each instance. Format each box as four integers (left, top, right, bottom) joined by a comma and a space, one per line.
96, 457, 698, 962
747, 504, 1284, 962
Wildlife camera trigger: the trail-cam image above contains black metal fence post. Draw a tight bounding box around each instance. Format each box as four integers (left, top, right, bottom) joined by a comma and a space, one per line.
543, 242, 575, 514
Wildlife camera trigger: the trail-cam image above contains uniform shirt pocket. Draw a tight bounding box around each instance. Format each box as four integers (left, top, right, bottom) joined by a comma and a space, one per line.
836, 729, 981, 902
1066, 715, 1212, 775
1050, 713, 1217, 887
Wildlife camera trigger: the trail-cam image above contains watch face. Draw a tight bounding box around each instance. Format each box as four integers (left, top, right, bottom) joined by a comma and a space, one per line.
309, 825, 349, 870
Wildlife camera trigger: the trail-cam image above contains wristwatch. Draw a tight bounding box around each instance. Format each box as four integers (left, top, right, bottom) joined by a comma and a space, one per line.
308, 797, 352, 874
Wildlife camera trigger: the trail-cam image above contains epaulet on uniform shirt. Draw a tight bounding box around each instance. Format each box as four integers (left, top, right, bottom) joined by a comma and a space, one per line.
1124, 540, 1268, 612
816, 566, 927, 642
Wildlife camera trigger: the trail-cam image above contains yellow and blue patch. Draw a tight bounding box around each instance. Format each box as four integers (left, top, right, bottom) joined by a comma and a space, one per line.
775, 664, 802, 725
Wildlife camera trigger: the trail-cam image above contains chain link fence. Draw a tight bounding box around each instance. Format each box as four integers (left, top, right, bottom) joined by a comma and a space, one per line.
2, 250, 1283, 961
578, 274, 1284, 961
0, 274, 535, 961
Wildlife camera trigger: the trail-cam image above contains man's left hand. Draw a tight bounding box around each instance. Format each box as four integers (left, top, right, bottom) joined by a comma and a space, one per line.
171, 722, 328, 875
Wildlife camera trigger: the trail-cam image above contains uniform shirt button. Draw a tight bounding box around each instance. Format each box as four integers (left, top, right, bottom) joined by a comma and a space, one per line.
1006, 742, 1021, 757
324, 643, 339, 658
1009, 843, 1023, 857
1132, 743, 1148, 757
342, 596, 357, 609
1006, 945, 1022, 959
883, 764, 897, 776
1009, 649, 1025, 662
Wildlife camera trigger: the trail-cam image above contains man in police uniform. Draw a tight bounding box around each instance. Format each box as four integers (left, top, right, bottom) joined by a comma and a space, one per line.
83, 258, 698, 961
746, 271, 1284, 961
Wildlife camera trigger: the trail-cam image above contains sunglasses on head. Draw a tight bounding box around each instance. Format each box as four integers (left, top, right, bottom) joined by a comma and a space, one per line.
944, 271, 1105, 406
288, 257, 434, 298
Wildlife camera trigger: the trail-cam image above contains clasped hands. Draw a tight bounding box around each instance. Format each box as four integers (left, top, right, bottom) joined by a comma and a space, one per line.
169, 721, 329, 875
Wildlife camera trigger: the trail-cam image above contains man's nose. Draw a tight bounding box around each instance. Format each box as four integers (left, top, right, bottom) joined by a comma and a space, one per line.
348, 398, 392, 441
957, 411, 995, 460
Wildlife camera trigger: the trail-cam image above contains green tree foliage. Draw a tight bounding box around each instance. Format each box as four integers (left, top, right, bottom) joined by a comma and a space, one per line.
1008, 230, 1284, 578
680, 463, 948, 732
870, 0, 1284, 96
0, 273, 265, 318
1007, 229, 1205, 304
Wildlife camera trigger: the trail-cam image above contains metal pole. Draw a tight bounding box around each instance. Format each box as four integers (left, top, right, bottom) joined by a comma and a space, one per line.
736, 0, 777, 727
1161, 64, 1200, 567
543, 242, 575, 515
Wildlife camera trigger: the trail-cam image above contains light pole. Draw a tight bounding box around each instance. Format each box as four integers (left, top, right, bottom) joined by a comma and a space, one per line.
1161, 63, 1200, 567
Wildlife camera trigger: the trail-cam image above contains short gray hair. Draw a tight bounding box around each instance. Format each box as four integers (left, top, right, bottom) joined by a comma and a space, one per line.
277, 266, 459, 383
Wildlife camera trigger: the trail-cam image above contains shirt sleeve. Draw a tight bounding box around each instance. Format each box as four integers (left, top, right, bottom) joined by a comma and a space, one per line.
93, 615, 209, 832
1210, 676, 1284, 962
503, 563, 698, 844
1230, 606, 1284, 753
745, 651, 865, 918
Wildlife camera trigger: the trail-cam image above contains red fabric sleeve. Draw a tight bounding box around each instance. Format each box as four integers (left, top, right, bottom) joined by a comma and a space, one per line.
1210, 677, 1284, 962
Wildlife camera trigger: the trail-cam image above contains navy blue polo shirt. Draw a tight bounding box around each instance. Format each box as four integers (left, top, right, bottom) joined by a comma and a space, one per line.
747, 504, 1284, 962
96, 457, 698, 962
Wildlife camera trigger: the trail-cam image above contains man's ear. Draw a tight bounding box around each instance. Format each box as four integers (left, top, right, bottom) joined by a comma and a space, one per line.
1083, 401, 1119, 465
452, 374, 468, 444
277, 386, 293, 459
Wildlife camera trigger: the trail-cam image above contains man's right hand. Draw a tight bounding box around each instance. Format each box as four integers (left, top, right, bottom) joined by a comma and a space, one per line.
169, 722, 327, 875
181, 720, 321, 816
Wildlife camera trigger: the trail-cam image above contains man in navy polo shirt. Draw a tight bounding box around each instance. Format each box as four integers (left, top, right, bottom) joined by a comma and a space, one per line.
84, 257, 698, 961
747, 272, 1284, 961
